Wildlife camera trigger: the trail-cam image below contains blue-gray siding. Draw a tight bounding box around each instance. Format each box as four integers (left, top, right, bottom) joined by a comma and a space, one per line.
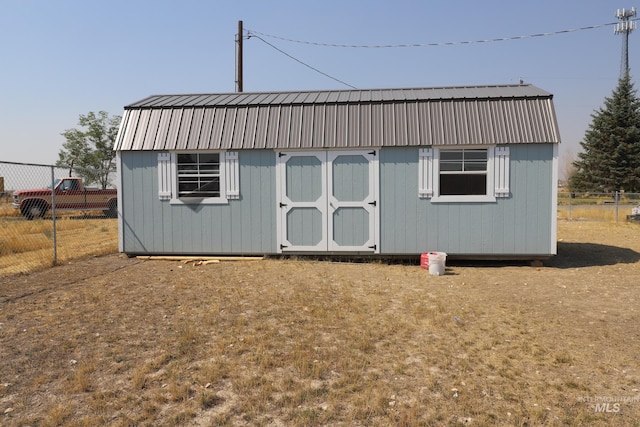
120, 150, 276, 254
120, 144, 554, 256
379, 144, 554, 255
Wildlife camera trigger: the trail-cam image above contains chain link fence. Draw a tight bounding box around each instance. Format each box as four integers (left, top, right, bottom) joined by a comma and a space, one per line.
3, 159, 640, 275
558, 191, 640, 222
0, 161, 118, 276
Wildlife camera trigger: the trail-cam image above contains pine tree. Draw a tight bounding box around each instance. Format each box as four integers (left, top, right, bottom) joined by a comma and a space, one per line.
571, 73, 640, 192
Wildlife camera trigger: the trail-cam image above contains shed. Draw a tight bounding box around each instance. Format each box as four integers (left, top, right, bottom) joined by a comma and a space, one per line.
114, 84, 560, 259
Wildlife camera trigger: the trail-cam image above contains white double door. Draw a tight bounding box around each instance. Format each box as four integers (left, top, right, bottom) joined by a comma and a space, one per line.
276, 150, 379, 253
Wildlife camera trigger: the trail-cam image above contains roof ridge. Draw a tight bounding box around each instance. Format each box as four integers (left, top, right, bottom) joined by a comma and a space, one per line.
135, 83, 534, 99
125, 84, 552, 109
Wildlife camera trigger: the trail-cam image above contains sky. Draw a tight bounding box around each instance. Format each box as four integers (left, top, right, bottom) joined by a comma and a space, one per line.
1, 0, 638, 173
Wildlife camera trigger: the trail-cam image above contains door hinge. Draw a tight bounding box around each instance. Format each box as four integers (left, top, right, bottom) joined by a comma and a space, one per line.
279, 202, 288, 208
278, 152, 287, 157
368, 244, 377, 250
280, 244, 288, 249
368, 150, 377, 156
368, 201, 377, 206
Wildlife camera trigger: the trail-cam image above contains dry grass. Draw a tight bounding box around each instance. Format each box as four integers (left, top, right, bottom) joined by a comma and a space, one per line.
0, 214, 117, 275
557, 204, 638, 222
1, 221, 640, 426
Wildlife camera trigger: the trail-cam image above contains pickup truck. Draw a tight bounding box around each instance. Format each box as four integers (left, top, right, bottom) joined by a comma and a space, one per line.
12, 177, 118, 220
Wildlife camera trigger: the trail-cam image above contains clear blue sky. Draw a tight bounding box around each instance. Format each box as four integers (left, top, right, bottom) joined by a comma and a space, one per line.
1, 0, 638, 171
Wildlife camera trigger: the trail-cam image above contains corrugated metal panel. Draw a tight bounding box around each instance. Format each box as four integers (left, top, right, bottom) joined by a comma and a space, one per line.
264, 106, 279, 149
210, 108, 225, 149
115, 110, 133, 150
311, 104, 325, 147
231, 108, 248, 150
287, 106, 302, 148
221, 108, 236, 150
141, 109, 161, 150
335, 104, 349, 148
154, 109, 171, 150
276, 106, 291, 149
165, 109, 182, 150
175, 109, 192, 150
254, 106, 271, 149
199, 109, 215, 150
115, 85, 561, 151
300, 105, 314, 147
132, 109, 150, 150
186, 108, 204, 150
358, 103, 372, 147
243, 106, 258, 149
394, 103, 408, 147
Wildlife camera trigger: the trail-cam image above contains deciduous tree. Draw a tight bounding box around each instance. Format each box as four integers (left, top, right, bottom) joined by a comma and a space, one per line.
57, 111, 121, 189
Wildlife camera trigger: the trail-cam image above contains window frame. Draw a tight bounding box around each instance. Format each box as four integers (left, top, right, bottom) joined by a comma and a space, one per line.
175, 152, 224, 200
156, 151, 235, 205
431, 146, 497, 203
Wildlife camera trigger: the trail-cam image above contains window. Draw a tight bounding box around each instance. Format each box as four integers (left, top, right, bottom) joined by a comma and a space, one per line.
439, 149, 487, 196
419, 146, 510, 202
177, 153, 221, 198
157, 151, 240, 204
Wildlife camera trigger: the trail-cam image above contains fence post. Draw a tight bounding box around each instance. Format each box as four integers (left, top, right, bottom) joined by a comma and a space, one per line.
51, 166, 58, 266
568, 192, 572, 220
615, 191, 619, 223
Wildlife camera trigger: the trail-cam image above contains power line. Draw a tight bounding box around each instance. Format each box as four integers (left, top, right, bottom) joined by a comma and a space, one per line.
244, 18, 638, 90
246, 20, 637, 49
247, 34, 357, 89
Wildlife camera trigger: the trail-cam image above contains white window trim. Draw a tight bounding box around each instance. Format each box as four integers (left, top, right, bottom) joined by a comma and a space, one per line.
494, 146, 510, 198
418, 148, 434, 198
157, 151, 240, 205
225, 151, 240, 200
157, 152, 173, 201
427, 146, 510, 203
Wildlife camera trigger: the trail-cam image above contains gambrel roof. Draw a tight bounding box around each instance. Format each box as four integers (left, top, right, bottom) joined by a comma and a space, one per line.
114, 84, 561, 151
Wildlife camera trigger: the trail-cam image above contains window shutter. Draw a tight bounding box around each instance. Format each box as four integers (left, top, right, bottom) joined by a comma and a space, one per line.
225, 151, 240, 199
157, 152, 172, 200
494, 146, 510, 197
418, 148, 434, 198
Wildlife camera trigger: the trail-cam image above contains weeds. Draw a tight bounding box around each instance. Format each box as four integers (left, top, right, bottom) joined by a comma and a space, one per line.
1, 219, 640, 425
0, 215, 118, 275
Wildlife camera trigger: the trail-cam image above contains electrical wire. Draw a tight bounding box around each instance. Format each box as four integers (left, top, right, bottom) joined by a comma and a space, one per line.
248, 34, 357, 89
246, 20, 638, 49
244, 18, 638, 89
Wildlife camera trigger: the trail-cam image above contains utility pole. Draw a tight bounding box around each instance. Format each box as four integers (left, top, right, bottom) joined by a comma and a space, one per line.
614, 7, 636, 78
236, 20, 243, 92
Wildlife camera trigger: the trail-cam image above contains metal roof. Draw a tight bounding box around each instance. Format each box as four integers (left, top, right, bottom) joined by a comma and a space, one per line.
115, 84, 560, 151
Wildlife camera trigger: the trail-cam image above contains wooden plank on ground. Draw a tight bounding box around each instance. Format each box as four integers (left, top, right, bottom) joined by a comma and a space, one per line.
136, 256, 264, 261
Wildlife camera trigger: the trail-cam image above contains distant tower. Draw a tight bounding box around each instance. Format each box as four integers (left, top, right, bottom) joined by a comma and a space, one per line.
614, 7, 637, 77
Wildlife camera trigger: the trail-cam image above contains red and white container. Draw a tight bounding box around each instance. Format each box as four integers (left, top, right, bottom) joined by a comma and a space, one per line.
420, 252, 431, 269
421, 252, 447, 275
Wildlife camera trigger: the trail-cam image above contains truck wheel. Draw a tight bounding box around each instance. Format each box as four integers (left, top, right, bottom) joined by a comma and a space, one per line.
22, 201, 46, 220
104, 199, 118, 218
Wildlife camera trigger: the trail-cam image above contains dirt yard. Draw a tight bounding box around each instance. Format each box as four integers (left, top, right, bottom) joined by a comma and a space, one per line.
1, 220, 639, 426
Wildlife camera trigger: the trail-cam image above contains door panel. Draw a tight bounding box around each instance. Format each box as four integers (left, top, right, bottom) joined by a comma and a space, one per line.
332, 207, 370, 247
286, 207, 324, 247
277, 150, 378, 253
327, 151, 378, 252
276, 151, 327, 252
